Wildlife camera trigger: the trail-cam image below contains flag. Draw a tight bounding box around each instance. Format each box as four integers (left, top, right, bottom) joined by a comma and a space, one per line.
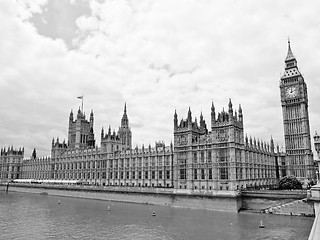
77, 96, 83, 99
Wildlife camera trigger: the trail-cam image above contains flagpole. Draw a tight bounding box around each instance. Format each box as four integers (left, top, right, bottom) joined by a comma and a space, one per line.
81, 95, 84, 113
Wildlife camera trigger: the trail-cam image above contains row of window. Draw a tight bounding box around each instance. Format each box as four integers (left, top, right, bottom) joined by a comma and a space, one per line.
52, 170, 172, 180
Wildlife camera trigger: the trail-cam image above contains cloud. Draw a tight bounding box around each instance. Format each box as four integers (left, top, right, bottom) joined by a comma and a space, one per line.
1, 0, 320, 157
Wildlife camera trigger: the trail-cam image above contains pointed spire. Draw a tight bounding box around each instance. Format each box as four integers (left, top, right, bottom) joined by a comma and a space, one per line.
211, 102, 216, 128
121, 102, 129, 127
101, 127, 104, 138
187, 107, 192, 122
238, 104, 243, 122
174, 109, 178, 128
285, 38, 295, 62
211, 102, 215, 111
228, 98, 233, 114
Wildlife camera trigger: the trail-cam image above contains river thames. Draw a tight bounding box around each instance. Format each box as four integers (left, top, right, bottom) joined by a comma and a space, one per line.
0, 191, 313, 240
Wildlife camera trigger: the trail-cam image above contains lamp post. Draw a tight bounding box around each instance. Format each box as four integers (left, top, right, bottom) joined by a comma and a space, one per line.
314, 132, 320, 184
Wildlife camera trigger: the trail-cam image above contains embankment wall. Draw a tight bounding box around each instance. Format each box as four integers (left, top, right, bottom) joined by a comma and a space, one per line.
4, 184, 242, 212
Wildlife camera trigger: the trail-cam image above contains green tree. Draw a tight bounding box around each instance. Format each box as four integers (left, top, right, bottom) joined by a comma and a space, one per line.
278, 176, 303, 190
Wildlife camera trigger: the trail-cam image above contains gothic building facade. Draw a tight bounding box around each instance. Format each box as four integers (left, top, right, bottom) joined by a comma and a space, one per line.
280, 41, 315, 183
12, 101, 279, 191
0, 147, 24, 181
48, 104, 174, 188
1, 42, 315, 190
174, 100, 277, 191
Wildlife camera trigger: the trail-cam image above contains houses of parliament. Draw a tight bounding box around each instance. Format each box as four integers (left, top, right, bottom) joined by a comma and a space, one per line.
0, 42, 316, 191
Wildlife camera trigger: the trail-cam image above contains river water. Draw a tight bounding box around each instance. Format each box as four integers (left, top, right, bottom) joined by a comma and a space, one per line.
0, 191, 314, 240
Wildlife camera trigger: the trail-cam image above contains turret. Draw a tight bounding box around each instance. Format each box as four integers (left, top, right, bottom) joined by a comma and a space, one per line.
211, 102, 216, 128
121, 103, 129, 127
77, 107, 82, 119
90, 110, 94, 129
87, 127, 95, 147
69, 109, 73, 122
238, 104, 243, 122
187, 107, 192, 122
118, 103, 132, 150
174, 110, 178, 129
101, 127, 104, 138
228, 98, 233, 117
32, 148, 36, 159
270, 136, 275, 153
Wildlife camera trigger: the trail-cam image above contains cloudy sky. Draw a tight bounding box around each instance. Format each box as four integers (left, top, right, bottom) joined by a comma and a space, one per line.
1, 0, 320, 157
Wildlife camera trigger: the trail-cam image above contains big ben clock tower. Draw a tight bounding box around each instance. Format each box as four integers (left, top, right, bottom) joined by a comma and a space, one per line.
280, 40, 315, 183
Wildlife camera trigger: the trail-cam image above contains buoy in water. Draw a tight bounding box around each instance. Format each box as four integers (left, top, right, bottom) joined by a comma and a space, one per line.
152, 212, 156, 216
259, 220, 265, 228
107, 206, 111, 211
58, 200, 61, 205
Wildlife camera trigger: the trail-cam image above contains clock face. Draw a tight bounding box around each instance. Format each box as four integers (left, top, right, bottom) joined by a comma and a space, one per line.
285, 85, 298, 98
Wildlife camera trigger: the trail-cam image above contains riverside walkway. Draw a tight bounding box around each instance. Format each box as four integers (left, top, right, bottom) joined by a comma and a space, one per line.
307, 184, 320, 240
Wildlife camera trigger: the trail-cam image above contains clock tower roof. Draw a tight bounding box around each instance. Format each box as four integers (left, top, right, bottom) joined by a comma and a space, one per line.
282, 40, 301, 79
285, 39, 295, 62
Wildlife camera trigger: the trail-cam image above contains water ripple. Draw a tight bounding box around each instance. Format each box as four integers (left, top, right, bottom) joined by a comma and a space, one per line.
0, 192, 313, 240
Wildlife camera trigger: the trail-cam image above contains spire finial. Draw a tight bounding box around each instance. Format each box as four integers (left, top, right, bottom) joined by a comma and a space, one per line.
124, 102, 127, 114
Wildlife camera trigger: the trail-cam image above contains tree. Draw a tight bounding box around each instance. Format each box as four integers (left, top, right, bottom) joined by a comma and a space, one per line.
278, 176, 302, 190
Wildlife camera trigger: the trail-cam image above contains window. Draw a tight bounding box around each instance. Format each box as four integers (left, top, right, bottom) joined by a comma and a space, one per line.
132, 171, 135, 179
165, 156, 171, 166
145, 171, 148, 179
194, 169, 197, 180
159, 171, 162, 179
220, 168, 228, 180
209, 169, 212, 180
152, 171, 155, 179
180, 169, 186, 179
138, 171, 142, 179
166, 170, 170, 179
201, 151, 205, 163
193, 152, 197, 163
201, 169, 205, 180
208, 151, 212, 163
126, 171, 129, 179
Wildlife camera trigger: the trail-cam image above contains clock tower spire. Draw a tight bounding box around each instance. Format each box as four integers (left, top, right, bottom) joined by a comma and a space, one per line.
280, 40, 315, 184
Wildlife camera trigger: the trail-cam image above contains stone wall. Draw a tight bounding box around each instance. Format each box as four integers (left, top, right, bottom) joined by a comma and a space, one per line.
5, 184, 242, 212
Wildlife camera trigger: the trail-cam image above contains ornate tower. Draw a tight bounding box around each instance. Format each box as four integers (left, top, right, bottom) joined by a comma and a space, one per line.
280, 40, 315, 183
118, 103, 132, 150
67, 108, 95, 149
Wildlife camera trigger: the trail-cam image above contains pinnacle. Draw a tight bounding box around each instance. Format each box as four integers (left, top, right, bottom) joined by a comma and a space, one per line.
285, 39, 295, 62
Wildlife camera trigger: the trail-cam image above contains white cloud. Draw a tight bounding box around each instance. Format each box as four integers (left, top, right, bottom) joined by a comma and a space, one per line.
1, 0, 320, 157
